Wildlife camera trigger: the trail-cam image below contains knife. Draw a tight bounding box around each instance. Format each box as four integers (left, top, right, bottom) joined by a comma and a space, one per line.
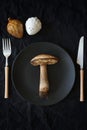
77, 36, 84, 102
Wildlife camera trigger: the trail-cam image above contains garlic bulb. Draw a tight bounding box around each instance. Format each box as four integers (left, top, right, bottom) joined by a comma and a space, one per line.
7, 18, 23, 38
25, 17, 42, 35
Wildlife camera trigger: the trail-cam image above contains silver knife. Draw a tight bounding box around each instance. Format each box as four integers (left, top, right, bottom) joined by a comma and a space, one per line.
77, 36, 84, 102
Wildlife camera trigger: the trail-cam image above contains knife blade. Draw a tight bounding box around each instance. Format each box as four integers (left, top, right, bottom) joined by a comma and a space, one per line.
77, 36, 84, 102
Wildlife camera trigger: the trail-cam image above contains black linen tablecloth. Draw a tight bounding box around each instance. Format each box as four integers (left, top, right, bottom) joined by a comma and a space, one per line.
0, 0, 87, 130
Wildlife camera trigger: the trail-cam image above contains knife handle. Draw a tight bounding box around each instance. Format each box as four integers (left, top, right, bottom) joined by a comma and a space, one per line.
80, 69, 84, 102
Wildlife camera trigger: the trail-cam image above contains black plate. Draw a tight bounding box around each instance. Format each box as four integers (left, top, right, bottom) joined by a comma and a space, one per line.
12, 42, 75, 106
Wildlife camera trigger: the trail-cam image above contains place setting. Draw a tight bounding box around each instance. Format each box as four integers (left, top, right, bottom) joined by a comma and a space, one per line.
2, 16, 85, 106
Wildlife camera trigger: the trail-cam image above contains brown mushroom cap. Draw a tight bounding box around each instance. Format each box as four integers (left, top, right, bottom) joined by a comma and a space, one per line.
30, 54, 59, 66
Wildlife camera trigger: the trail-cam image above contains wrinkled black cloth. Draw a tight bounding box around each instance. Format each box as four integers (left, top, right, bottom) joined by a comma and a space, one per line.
0, 0, 87, 130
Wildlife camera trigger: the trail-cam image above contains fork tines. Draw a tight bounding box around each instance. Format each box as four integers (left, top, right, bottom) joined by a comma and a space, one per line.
2, 38, 11, 52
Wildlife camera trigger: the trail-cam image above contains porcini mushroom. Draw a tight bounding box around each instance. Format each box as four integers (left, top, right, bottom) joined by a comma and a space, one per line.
30, 54, 58, 97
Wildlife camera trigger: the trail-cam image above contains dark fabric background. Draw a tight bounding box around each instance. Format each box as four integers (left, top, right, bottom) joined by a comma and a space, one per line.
0, 0, 87, 129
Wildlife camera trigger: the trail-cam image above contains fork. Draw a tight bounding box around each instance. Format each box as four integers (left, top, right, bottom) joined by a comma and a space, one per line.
2, 38, 11, 98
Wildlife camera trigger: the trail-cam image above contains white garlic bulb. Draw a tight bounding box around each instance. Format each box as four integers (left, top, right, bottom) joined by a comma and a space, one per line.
25, 17, 42, 35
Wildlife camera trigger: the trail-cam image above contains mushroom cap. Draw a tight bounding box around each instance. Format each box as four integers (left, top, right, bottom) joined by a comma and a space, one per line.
25, 17, 42, 35
30, 54, 59, 66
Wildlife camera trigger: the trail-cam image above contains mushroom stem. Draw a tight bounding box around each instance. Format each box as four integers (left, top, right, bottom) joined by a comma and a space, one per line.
39, 64, 49, 97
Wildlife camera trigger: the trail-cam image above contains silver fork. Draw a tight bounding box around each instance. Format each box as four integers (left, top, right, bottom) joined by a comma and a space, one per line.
2, 38, 11, 98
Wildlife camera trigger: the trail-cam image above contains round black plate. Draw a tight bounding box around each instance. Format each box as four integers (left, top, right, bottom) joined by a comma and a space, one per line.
12, 42, 75, 106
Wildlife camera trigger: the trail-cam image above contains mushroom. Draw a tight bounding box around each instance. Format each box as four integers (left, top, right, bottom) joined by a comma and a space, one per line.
30, 54, 59, 97
25, 17, 42, 35
7, 18, 24, 38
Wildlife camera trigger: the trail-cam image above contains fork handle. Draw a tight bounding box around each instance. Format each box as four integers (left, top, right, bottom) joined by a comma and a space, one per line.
80, 69, 84, 102
4, 66, 9, 98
